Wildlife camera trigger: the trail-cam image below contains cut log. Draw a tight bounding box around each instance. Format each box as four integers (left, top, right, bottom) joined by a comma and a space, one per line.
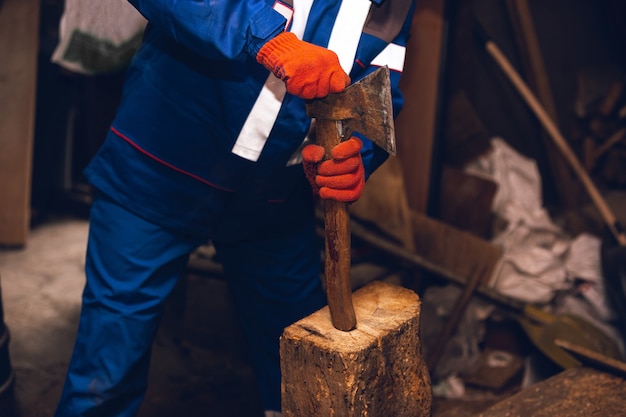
280, 281, 432, 417
476, 367, 626, 417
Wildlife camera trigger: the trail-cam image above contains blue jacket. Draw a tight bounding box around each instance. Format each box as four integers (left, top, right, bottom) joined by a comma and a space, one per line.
85, 0, 415, 238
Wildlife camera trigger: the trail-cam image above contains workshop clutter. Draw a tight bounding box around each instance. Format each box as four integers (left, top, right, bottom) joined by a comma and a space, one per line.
51, 0, 146, 75
422, 137, 625, 396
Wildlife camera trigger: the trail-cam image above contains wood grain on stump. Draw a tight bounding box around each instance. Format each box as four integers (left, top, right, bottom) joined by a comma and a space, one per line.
280, 281, 432, 417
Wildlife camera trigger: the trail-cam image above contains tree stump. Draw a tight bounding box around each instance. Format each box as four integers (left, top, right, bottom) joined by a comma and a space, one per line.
280, 280, 432, 417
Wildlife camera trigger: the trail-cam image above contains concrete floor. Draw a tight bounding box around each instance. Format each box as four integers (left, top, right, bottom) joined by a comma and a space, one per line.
0, 216, 266, 417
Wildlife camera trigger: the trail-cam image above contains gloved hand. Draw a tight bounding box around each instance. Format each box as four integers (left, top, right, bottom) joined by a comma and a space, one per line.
256, 32, 351, 99
302, 137, 365, 203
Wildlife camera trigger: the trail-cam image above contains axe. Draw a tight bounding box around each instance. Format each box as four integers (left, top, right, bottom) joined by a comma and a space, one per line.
306, 66, 396, 331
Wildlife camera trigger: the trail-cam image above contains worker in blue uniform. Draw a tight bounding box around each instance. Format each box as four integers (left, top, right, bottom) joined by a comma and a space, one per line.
54, 0, 415, 416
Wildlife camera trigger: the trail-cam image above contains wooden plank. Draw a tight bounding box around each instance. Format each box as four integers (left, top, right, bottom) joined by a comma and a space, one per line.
506, 0, 583, 209
411, 211, 502, 286
350, 156, 416, 252
439, 166, 498, 239
442, 90, 492, 168
0, 0, 40, 246
281, 281, 432, 417
395, 0, 447, 214
555, 339, 626, 378
477, 367, 626, 417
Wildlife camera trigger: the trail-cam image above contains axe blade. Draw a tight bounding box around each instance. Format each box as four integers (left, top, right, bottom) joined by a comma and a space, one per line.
306, 66, 396, 155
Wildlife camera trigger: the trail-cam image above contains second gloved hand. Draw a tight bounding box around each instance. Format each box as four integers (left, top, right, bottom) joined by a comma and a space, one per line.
302, 137, 365, 203
256, 32, 350, 99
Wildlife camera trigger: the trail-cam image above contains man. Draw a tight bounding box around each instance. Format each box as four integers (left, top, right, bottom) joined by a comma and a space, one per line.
55, 0, 415, 415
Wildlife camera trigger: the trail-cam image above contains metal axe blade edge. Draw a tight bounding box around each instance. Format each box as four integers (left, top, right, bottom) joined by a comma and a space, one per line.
306, 66, 396, 155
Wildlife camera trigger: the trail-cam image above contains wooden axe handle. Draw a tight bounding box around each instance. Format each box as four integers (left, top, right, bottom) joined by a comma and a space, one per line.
316, 118, 357, 331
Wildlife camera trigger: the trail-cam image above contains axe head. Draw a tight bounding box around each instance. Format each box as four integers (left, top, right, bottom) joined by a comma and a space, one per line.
306, 66, 396, 155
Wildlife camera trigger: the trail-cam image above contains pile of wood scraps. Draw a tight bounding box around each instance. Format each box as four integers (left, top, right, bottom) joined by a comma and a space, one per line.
349, 208, 626, 393
349, 83, 626, 399
345, 1, 626, 413
349, 149, 506, 382
574, 77, 626, 187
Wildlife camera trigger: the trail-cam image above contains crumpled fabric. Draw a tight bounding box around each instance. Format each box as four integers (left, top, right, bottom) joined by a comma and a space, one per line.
466, 138, 574, 303
466, 138, 619, 327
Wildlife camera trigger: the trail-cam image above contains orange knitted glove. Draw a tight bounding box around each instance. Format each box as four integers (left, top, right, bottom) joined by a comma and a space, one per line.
301, 137, 365, 203
256, 32, 350, 99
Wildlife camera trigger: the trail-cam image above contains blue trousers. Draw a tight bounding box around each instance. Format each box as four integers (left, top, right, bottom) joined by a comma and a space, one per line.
54, 193, 326, 416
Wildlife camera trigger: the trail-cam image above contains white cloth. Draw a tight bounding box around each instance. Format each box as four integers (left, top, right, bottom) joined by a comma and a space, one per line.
466, 138, 572, 303
51, 0, 147, 74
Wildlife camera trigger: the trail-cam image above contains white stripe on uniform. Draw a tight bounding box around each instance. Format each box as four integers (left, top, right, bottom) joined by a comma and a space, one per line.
326, 0, 371, 73
371, 43, 406, 72
232, 0, 311, 161
232, 0, 371, 162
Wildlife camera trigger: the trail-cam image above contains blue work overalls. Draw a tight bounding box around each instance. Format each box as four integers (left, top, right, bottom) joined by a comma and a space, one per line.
55, 0, 415, 414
